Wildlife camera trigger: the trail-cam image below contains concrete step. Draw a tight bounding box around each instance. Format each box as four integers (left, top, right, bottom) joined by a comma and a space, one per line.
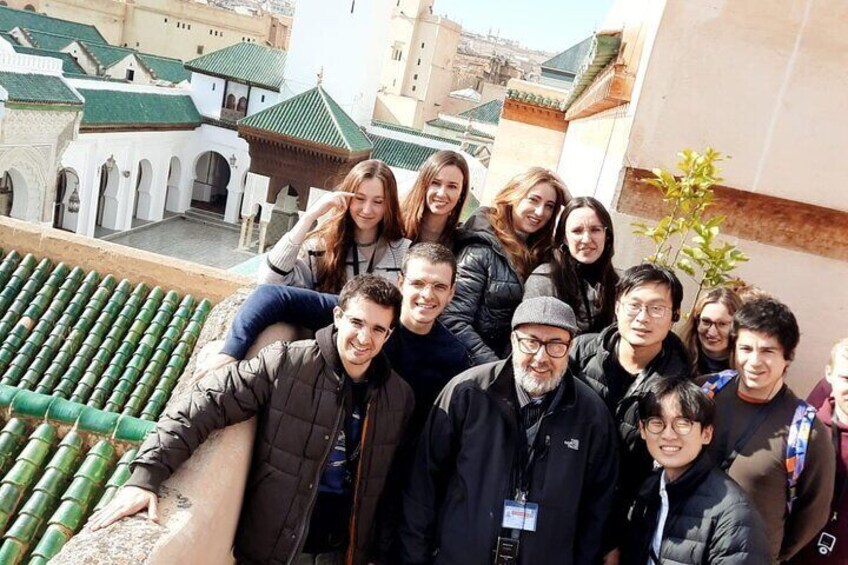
182, 208, 240, 232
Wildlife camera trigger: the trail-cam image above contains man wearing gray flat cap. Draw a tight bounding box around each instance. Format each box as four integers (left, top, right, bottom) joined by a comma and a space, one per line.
400, 297, 619, 565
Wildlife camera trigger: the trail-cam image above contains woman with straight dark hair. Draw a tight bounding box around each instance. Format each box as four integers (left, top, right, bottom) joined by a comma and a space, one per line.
441, 166, 569, 364
401, 150, 470, 247
680, 287, 743, 375
258, 159, 410, 293
524, 196, 618, 333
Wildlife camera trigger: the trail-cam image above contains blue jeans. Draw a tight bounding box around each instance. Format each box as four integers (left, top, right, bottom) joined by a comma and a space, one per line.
221, 285, 339, 359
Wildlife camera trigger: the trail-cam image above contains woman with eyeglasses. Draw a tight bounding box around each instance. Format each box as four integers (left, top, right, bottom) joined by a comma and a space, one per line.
440, 167, 569, 365
524, 196, 618, 334
680, 288, 742, 376
258, 159, 409, 292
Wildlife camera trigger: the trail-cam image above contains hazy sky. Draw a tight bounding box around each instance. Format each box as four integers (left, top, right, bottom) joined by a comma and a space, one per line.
432, 0, 615, 54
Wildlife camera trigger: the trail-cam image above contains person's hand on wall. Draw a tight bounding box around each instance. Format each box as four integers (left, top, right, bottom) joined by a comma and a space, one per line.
88, 486, 160, 531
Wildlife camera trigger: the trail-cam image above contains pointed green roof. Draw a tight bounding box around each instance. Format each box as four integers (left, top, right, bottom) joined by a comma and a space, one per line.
240, 86, 372, 153
457, 99, 503, 125
186, 42, 286, 91
17, 28, 76, 51
0, 5, 106, 44
541, 36, 594, 75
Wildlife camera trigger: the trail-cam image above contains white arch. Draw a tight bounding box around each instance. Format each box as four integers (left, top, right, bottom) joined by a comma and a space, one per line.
54, 168, 80, 232
0, 146, 48, 222
133, 159, 154, 221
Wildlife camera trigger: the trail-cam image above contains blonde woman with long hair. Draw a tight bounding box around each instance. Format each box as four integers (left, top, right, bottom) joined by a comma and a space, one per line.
440, 167, 570, 364
259, 159, 410, 293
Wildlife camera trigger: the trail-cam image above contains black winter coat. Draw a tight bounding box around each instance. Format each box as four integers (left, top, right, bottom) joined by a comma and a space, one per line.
623, 453, 770, 565
400, 358, 619, 565
127, 326, 415, 565
439, 209, 524, 365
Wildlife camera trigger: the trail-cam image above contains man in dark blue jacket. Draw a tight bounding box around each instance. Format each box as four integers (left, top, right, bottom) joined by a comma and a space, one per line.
401, 297, 618, 565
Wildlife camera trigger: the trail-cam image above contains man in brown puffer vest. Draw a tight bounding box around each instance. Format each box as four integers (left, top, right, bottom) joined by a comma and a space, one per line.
88, 275, 415, 565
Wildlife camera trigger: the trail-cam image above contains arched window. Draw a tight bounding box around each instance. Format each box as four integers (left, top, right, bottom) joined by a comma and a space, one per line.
23, 4, 36, 10
225, 93, 236, 110
236, 97, 247, 113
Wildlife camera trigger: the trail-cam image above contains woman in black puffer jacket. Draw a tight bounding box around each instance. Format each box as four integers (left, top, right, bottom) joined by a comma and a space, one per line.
440, 167, 569, 365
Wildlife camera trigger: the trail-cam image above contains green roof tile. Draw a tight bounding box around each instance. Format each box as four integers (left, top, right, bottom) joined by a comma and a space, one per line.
563, 32, 623, 111
10, 44, 85, 75
0, 6, 106, 43
541, 36, 594, 75
368, 133, 439, 171
425, 117, 494, 139
186, 41, 286, 91
17, 28, 76, 51
136, 53, 190, 84
77, 88, 200, 129
457, 99, 503, 125
370, 120, 460, 145
240, 86, 372, 153
78, 40, 135, 69
0, 72, 81, 106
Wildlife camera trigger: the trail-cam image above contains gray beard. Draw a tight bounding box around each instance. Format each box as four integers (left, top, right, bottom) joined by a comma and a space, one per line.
513, 362, 566, 397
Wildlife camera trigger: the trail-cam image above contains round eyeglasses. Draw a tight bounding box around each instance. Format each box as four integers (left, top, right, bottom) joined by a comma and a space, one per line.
643, 417, 695, 436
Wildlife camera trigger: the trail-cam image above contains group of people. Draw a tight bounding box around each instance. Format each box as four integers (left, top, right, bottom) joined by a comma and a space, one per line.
87, 152, 846, 565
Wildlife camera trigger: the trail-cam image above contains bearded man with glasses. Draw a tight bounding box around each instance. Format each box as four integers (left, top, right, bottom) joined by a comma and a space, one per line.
401, 297, 618, 565
568, 263, 692, 563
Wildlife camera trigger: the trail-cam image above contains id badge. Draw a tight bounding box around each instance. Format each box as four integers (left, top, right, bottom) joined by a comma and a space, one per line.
501, 500, 539, 532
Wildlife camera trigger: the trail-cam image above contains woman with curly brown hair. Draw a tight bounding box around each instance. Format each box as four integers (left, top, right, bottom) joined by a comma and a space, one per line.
680, 287, 742, 375
440, 167, 570, 364
401, 150, 470, 247
259, 159, 410, 293
524, 196, 619, 334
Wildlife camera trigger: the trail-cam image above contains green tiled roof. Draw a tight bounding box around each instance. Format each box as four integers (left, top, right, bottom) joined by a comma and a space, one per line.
79, 41, 134, 69
241, 86, 372, 153
0, 6, 106, 44
11, 44, 85, 75
186, 42, 286, 91
16, 29, 76, 51
137, 53, 189, 84
563, 32, 623, 111
0, 247, 212, 563
457, 99, 503, 125
77, 88, 200, 129
368, 133, 439, 171
541, 36, 594, 75
0, 71, 81, 106
425, 118, 494, 140
370, 120, 460, 146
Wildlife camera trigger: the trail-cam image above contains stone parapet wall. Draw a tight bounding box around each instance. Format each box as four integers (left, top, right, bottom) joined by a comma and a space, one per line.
0, 217, 251, 303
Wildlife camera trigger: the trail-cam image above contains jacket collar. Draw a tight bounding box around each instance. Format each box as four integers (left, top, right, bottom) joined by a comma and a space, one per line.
638, 451, 715, 507
315, 324, 392, 388
489, 356, 578, 416
597, 323, 691, 379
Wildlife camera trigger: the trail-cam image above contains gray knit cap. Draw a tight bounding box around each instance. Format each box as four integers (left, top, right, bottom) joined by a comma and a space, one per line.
511, 296, 578, 336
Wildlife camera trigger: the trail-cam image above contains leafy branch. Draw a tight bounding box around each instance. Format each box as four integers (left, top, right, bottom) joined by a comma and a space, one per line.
633, 147, 748, 313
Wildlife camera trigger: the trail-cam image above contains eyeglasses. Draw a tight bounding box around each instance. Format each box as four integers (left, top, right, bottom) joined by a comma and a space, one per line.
620, 301, 670, 319
567, 225, 606, 239
513, 333, 570, 359
643, 417, 695, 436
698, 318, 731, 332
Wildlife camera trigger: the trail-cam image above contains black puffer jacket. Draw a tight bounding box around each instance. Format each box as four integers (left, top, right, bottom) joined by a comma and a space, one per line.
623, 453, 770, 565
568, 324, 691, 549
400, 358, 619, 565
439, 208, 524, 365
127, 326, 415, 565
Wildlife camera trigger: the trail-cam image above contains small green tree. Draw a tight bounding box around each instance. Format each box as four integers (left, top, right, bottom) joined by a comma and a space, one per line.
633, 147, 748, 314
